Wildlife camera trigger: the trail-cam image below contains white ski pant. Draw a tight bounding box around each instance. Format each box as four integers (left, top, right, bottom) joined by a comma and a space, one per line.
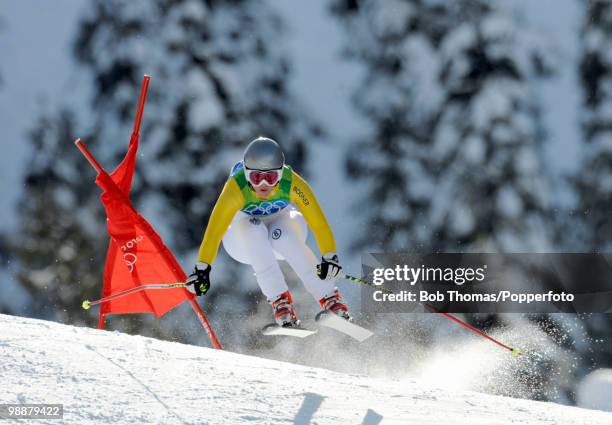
222, 205, 335, 302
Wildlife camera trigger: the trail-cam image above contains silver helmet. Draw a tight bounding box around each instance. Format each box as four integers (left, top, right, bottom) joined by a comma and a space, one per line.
243, 137, 285, 170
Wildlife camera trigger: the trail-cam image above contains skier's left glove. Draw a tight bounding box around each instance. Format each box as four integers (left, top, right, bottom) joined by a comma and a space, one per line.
317, 252, 342, 280
186, 262, 211, 296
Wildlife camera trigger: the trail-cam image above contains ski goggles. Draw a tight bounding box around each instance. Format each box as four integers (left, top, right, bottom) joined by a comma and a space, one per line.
245, 168, 282, 187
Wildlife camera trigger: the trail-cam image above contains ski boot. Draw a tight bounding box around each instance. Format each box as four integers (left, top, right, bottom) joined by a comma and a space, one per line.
270, 291, 301, 328
319, 288, 351, 321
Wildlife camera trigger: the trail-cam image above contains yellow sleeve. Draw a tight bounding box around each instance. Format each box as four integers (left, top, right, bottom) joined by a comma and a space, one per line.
197, 178, 243, 264
290, 170, 336, 255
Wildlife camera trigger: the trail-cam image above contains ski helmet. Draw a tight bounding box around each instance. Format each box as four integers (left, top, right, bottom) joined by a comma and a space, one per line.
243, 137, 285, 170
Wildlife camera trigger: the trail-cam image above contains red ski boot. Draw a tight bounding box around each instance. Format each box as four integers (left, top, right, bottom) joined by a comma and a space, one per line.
270, 291, 300, 327
319, 288, 351, 321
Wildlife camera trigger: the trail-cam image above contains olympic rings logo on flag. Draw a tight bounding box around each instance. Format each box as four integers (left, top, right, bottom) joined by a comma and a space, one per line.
123, 253, 138, 272
120, 235, 144, 273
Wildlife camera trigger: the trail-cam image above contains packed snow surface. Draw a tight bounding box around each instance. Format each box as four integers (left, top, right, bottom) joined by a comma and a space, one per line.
1, 314, 611, 424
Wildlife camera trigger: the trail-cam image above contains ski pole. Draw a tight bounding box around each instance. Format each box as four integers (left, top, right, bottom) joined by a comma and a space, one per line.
330, 267, 522, 357
338, 271, 394, 294
82, 282, 187, 310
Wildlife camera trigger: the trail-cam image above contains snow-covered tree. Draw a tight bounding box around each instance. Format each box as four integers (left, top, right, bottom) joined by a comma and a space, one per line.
15, 0, 321, 346
332, 0, 554, 253
430, 3, 554, 252
0, 15, 4, 88
571, 0, 612, 387
331, 0, 449, 251
15, 111, 105, 326
0, 234, 14, 314
576, 0, 612, 251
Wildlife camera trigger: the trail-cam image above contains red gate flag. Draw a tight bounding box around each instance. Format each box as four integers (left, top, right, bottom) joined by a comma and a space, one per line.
96, 170, 192, 318
76, 75, 221, 349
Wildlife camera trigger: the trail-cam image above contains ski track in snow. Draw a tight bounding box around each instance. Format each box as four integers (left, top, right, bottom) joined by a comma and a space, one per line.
0, 314, 611, 425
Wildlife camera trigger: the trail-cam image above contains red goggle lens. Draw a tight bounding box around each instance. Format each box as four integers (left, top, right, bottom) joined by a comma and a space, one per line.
247, 170, 281, 186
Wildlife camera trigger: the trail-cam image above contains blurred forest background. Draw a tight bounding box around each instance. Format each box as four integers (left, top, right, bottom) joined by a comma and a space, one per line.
1, 0, 612, 406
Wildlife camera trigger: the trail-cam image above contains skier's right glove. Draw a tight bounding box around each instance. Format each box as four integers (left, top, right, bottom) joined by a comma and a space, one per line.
317, 252, 342, 280
186, 262, 211, 296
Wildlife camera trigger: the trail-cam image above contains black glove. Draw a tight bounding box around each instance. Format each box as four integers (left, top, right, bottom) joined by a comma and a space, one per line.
317, 252, 342, 280
186, 262, 211, 296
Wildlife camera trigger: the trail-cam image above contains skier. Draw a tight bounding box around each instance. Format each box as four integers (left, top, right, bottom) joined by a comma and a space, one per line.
185, 137, 351, 328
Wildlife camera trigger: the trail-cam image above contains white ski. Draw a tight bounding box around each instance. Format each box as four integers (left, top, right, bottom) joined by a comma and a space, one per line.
261, 323, 317, 338
315, 311, 374, 342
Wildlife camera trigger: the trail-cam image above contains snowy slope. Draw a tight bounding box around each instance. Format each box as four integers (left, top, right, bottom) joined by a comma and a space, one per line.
1, 314, 611, 425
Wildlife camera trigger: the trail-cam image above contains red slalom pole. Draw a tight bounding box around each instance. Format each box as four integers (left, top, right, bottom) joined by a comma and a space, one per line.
75, 138, 104, 174
133, 75, 150, 134
422, 303, 521, 356
339, 271, 522, 356
75, 75, 149, 177
98, 314, 106, 330
189, 300, 222, 350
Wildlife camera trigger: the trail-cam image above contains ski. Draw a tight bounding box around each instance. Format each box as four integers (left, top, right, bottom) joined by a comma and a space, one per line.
315, 310, 374, 342
261, 323, 317, 338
